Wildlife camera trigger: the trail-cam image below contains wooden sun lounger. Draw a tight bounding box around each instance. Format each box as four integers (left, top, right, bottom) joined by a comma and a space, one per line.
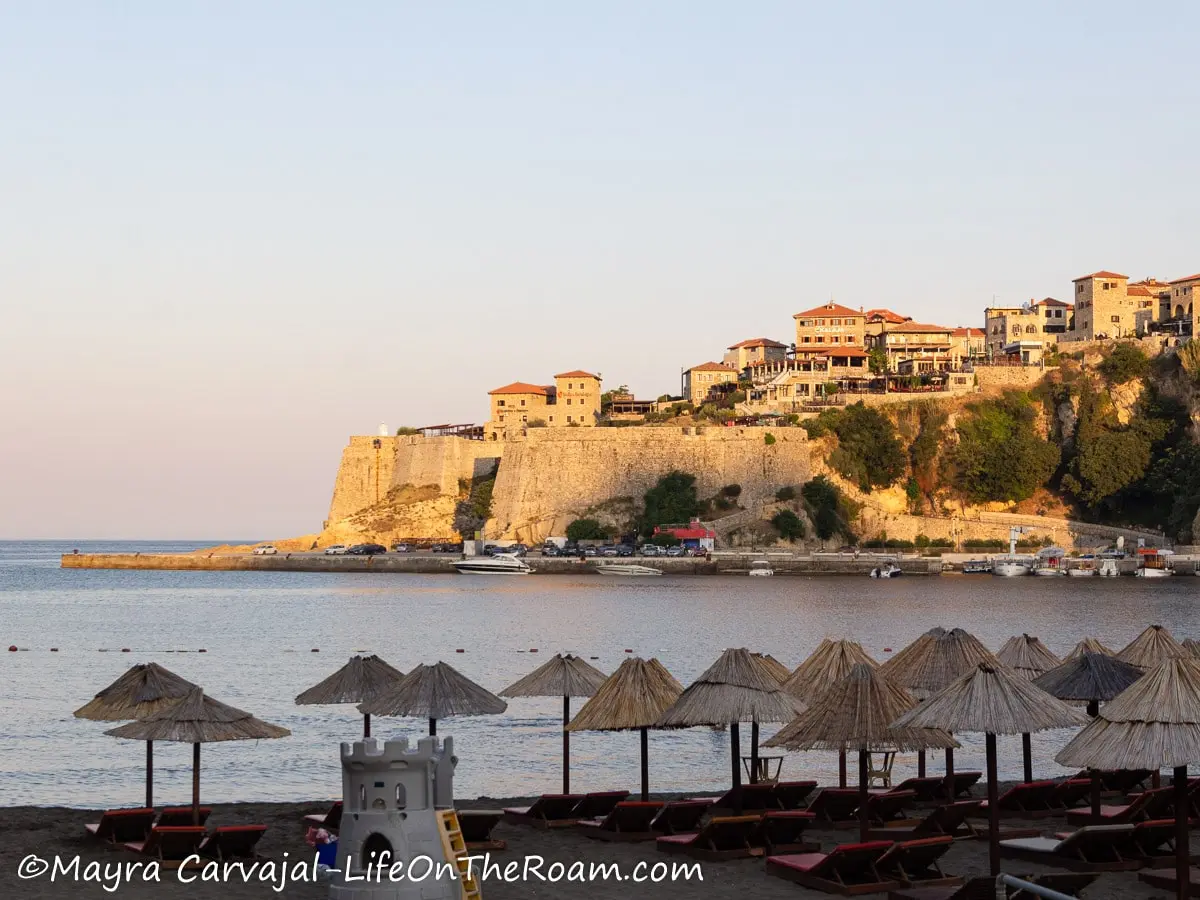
569, 790, 630, 820
303, 800, 342, 831
656, 815, 764, 861
649, 800, 711, 836
766, 840, 902, 896
876, 836, 959, 888
1138, 866, 1200, 896
892, 777, 950, 804
693, 782, 778, 812
123, 825, 207, 868
578, 801, 664, 842
502, 793, 585, 829
457, 810, 505, 851
887, 873, 1098, 900
198, 825, 266, 862
942, 772, 981, 799
85, 807, 156, 845
753, 811, 819, 855
1064, 784, 1164, 826
808, 788, 873, 824
1048, 778, 1093, 811
870, 800, 982, 842
979, 780, 1060, 817
1128, 817, 1200, 867
156, 806, 213, 828
863, 790, 918, 826
1097, 768, 1153, 794
772, 780, 819, 810
999, 823, 1141, 871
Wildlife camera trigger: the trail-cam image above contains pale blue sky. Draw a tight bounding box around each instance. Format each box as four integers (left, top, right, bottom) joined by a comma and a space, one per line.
2, 2, 1198, 538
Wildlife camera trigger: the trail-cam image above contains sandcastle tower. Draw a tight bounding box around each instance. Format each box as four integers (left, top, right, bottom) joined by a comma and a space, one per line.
329, 736, 474, 900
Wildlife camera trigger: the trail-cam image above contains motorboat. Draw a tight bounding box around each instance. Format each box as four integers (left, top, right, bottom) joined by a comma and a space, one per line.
1032, 546, 1067, 576
594, 563, 662, 577
452, 553, 533, 575
1098, 558, 1121, 577
1136, 548, 1175, 578
748, 560, 774, 577
870, 561, 903, 578
961, 559, 992, 574
1066, 558, 1097, 577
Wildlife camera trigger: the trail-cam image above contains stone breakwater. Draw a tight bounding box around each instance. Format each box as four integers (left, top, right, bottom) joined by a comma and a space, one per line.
60, 553, 943, 575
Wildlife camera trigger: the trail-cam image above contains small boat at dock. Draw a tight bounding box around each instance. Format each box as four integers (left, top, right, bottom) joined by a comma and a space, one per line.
1135, 548, 1175, 578
595, 563, 662, 577
961, 559, 992, 574
453, 553, 533, 575
748, 560, 774, 577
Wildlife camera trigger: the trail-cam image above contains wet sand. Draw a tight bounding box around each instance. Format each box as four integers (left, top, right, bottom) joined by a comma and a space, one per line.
0, 788, 1186, 899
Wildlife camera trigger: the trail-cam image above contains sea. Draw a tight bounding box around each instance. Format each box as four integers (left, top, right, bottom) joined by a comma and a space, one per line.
1, 540, 1195, 809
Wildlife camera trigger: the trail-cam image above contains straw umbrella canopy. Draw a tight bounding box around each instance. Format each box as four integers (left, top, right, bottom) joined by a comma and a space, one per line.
765, 664, 958, 841
567, 658, 683, 801
500, 653, 607, 793
878, 627, 946, 680
295, 654, 406, 738
783, 639, 879, 787
105, 687, 289, 824
358, 661, 506, 735
1065, 636, 1115, 661
74, 662, 197, 807
894, 663, 1088, 875
753, 653, 792, 685
656, 648, 803, 811
996, 634, 1061, 681
1117, 624, 1186, 671
1057, 657, 1200, 900
1183, 638, 1200, 660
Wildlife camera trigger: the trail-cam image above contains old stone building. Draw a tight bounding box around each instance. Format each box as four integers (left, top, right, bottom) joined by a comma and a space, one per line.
1069, 271, 1137, 340
485, 370, 603, 439
722, 337, 788, 373
682, 361, 739, 404
793, 301, 866, 355
868, 321, 955, 371
552, 370, 601, 427
984, 298, 1072, 356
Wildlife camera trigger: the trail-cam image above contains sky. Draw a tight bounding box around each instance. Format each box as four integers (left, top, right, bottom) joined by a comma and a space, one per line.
2, 2, 1199, 539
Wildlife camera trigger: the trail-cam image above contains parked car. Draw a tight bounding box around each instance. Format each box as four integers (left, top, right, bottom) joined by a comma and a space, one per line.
324, 545, 347, 555
252, 544, 278, 556
690, 546, 708, 557
563, 542, 579, 555
541, 545, 560, 557
665, 545, 685, 557
615, 544, 634, 557
600, 546, 619, 557
391, 543, 411, 553
347, 543, 387, 555
639, 545, 661, 557
583, 546, 599, 557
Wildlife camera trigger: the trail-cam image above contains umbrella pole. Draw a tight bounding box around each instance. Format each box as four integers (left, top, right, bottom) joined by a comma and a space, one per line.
750, 722, 760, 785
639, 727, 649, 802
945, 745, 955, 802
1022, 733, 1032, 783
1086, 699, 1098, 718
1090, 768, 1102, 823
562, 695, 571, 795
146, 741, 153, 808
730, 723, 742, 814
858, 750, 869, 843
192, 743, 201, 827
429, 718, 437, 736
838, 751, 847, 788
917, 749, 925, 778
1176, 765, 1189, 900
986, 733, 999, 877
363, 713, 371, 738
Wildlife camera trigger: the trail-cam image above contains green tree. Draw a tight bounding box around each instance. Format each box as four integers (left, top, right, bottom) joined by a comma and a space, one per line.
825, 403, 906, 491
1098, 343, 1149, 384
775, 485, 797, 502
771, 509, 806, 541
526, 417, 547, 427
950, 392, 1059, 503
453, 476, 495, 538
868, 347, 889, 375
640, 471, 700, 536
650, 532, 682, 547
566, 518, 611, 541
721, 484, 742, 498
395, 426, 422, 435
801, 476, 854, 541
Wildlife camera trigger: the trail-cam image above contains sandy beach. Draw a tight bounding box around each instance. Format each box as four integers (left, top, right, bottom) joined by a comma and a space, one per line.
0, 786, 1187, 899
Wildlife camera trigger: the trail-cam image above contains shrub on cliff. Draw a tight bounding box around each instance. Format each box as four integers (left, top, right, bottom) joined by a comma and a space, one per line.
1098, 343, 1149, 385
822, 403, 906, 491
639, 471, 700, 537
396, 426, 421, 435
801, 476, 855, 542
775, 485, 797, 502
771, 509, 805, 542
566, 518, 611, 541
949, 392, 1059, 503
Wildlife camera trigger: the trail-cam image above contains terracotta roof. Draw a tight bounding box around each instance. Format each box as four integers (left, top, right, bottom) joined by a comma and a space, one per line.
1169, 273, 1200, 284
952, 327, 985, 337
687, 361, 737, 373
885, 322, 953, 334
1126, 286, 1153, 297
488, 381, 552, 396
727, 337, 788, 350
554, 370, 600, 380
817, 347, 869, 359
1072, 271, 1128, 281
865, 308, 911, 324
1130, 279, 1170, 288
793, 302, 864, 319
1034, 297, 1070, 307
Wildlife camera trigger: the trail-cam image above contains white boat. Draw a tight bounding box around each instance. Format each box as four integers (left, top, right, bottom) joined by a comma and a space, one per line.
992, 527, 1033, 576
1136, 548, 1175, 578
748, 560, 774, 577
870, 561, 903, 578
1098, 558, 1121, 577
595, 563, 662, 577
1066, 561, 1097, 577
452, 553, 532, 575
1032, 546, 1067, 576
961, 559, 992, 574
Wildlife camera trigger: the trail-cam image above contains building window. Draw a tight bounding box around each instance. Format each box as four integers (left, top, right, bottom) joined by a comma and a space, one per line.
567, 416, 573, 423
497, 400, 505, 407
520, 399, 526, 406
1103, 282, 1113, 290
1111, 315, 1120, 323
1077, 284, 1084, 293
566, 399, 572, 405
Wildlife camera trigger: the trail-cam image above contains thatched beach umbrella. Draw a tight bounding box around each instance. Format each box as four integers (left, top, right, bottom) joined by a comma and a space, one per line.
996, 634, 1063, 782
656, 648, 803, 812
500, 653, 607, 793
1033, 652, 1145, 820
881, 628, 998, 793
766, 664, 957, 841
567, 658, 683, 801
783, 639, 878, 786
358, 661, 506, 735
894, 663, 1088, 875
1117, 624, 1186, 671
753, 653, 792, 685
1065, 636, 1114, 661
1181, 638, 1200, 660
878, 626, 945, 779
1057, 657, 1200, 900
295, 654, 406, 738
74, 662, 197, 807
105, 687, 289, 824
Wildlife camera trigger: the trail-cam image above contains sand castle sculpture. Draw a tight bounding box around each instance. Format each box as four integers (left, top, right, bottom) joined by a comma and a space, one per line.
329, 736, 476, 900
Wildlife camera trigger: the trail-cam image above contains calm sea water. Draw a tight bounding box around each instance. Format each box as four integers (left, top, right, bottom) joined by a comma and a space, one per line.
1, 540, 1196, 809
